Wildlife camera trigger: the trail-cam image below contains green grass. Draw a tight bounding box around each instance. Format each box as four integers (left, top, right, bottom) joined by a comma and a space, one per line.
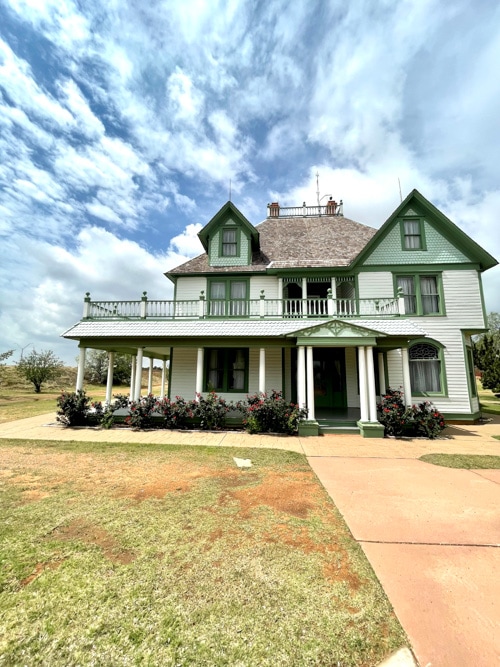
419, 453, 500, 469
477, 379, 500, 415
0, 438, 407, 666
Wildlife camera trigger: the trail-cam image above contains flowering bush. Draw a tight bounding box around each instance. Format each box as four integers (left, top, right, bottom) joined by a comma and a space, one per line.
56, 390, 92, 426
156, 396, 194, 430
237, 390, 307, 435
192, 392, 231, 430
125, 394, 159, 429
377, 388, 445, 439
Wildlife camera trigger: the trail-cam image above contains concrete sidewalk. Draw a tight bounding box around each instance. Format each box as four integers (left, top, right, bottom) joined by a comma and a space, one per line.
1, 413, 500, 666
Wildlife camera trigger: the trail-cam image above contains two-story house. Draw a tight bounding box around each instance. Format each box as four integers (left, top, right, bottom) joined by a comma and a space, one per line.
62, 189, 497, 436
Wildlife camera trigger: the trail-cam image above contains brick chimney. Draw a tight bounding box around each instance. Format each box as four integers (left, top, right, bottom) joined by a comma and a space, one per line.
326, 197, 337, 215
268, 202, 280, 218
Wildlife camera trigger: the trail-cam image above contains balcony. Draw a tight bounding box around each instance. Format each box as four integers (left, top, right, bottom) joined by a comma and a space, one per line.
82, 292, 404, 320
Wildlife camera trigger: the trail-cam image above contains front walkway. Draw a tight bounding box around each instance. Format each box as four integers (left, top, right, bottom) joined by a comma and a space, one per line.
1, 413, 499, 666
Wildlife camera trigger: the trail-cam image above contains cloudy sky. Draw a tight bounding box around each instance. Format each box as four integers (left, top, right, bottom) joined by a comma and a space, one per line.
1, 0, 499, 364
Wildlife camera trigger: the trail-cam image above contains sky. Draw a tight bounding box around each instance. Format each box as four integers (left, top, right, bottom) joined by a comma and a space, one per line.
1, 0, 499, 365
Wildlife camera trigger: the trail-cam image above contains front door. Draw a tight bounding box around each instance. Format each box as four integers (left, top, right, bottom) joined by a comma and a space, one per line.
314, 348, 347, 412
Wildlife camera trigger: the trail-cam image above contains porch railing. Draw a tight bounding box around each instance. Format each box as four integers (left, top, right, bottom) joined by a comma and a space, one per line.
83, 292, 404, 320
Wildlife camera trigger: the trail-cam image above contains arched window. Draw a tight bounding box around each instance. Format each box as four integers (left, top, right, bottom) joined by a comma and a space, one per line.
409, 343, 441, 393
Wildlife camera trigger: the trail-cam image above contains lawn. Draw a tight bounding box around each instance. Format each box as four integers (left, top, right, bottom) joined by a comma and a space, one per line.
419, 453, 500, 468
0, 366, 162, 424
0, 439, 407, 666
478, 379, 500, 416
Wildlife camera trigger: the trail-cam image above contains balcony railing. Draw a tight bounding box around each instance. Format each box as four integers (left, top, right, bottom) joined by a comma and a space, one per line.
267, 201, 344, 217
82, 292, 404, 321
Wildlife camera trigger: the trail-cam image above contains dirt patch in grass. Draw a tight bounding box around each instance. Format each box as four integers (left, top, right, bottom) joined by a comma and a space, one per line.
49, 518, 136, 564
20, 560, 66, 587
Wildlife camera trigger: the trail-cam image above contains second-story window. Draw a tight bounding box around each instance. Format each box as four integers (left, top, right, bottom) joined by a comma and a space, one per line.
208, 279, 248, 316
397, 274, 441, 315
222, 228, 238, 256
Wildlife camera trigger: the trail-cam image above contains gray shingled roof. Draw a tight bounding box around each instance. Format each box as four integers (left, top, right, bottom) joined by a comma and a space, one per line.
62, 319, 426, 340
169, 215, 377, 275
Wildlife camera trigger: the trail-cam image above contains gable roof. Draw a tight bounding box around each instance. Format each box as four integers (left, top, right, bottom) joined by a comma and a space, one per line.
168, 213, 377, 277
197, 200, 259, 252
354, 189, 498, 271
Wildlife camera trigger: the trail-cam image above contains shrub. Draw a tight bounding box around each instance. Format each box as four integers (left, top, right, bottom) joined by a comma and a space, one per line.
193, 392, 231, 430
156, 396, 194, 429
56, 390, 92, 427
377, 388, 446, 439
125, 394, 159, 429
237, 390, 308, 435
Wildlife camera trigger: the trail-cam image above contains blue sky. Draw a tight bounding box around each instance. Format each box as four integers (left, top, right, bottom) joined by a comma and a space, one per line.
1, 0, 499, 364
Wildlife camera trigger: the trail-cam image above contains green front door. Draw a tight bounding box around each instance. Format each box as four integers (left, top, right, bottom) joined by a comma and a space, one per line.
314, 348, 347, 412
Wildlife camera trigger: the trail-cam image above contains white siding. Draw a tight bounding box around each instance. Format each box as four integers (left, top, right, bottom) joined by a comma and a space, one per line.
250, 276, 279, 300
357, 272, 394, 299
175, 277, 207, 301
170, 348, 197, 399
345, 347, 360, 407
386, 349, 404, 391
248, 347, 282, 395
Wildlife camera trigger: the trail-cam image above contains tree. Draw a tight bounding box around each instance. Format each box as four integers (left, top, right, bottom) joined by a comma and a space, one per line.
16, 349, 64, 393
84, 350, 132, 385
473, 312, 500, 394
0, 349, 14, 385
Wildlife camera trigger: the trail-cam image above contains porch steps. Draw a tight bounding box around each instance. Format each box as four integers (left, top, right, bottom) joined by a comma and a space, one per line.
317, 419, 360, 435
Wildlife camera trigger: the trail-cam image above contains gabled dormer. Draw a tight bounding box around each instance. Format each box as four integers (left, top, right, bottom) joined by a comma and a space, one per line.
198, 201, 259, 267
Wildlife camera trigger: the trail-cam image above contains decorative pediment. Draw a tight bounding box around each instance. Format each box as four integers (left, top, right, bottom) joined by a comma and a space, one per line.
289, 319, 385, 339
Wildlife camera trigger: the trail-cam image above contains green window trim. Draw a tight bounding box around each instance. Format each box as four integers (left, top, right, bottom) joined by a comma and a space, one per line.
204, 348, 249, 392
207, 277, 249, 317
408, 339, 448, 398
465, 345, 477, 399
400, 217, 427, 251
219, 226, 241, 258
395, 272, 445, 316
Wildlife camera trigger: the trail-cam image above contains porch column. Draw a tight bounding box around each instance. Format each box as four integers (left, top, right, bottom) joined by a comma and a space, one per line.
378, 352, 386, 396
105, 351, 115, 405
302, 277, 307, 316
76, 347, 86, 391
358, 346, 369, 421
297, 345, 306, 410
129, 356, 136, 400
195, 347, 204, 400
401, 347, 412, 407
277, 277, 283, 316
366, 346, 377, 422
306, 346, 315, 421
134, 348, 144, 401
160, 359, 166, 399
148, 357, 154, 395
259, 348, 266, 394
330, 277, 337, 315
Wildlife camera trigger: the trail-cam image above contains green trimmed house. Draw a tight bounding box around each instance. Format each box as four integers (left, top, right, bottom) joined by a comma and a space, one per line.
62, 190, 497, 436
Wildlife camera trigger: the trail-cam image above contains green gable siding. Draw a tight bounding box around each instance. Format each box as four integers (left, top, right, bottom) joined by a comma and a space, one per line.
363, 219, 469, 266
209, 219, 251, 267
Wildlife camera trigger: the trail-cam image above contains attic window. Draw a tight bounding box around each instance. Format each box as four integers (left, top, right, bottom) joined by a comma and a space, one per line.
402, 219, 425, 250
222, 228, 238, 256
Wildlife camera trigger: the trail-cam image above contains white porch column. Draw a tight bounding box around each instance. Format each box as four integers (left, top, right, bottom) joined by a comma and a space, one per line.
330, 277, 337, 315
302, 277, 307, 316
277, 277, 283, 316
401, 347, 412, 407
297, 345, 306, 410
160, 359, 166, 399
76, 347, 86, 391
366, 346, 377, 422
259, 348, 266, 394
378, 352, 386, 396
105, 351, 115, 405
195, 347, 204, 400
306, 346, 315, 421
148, 357, 154, 395
134, 348, 144, 401
358, 346, 369, 421
129, 355, 136, 400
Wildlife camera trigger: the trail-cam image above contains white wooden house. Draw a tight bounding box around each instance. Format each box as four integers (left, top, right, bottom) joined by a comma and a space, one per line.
62, 190, 497, 436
